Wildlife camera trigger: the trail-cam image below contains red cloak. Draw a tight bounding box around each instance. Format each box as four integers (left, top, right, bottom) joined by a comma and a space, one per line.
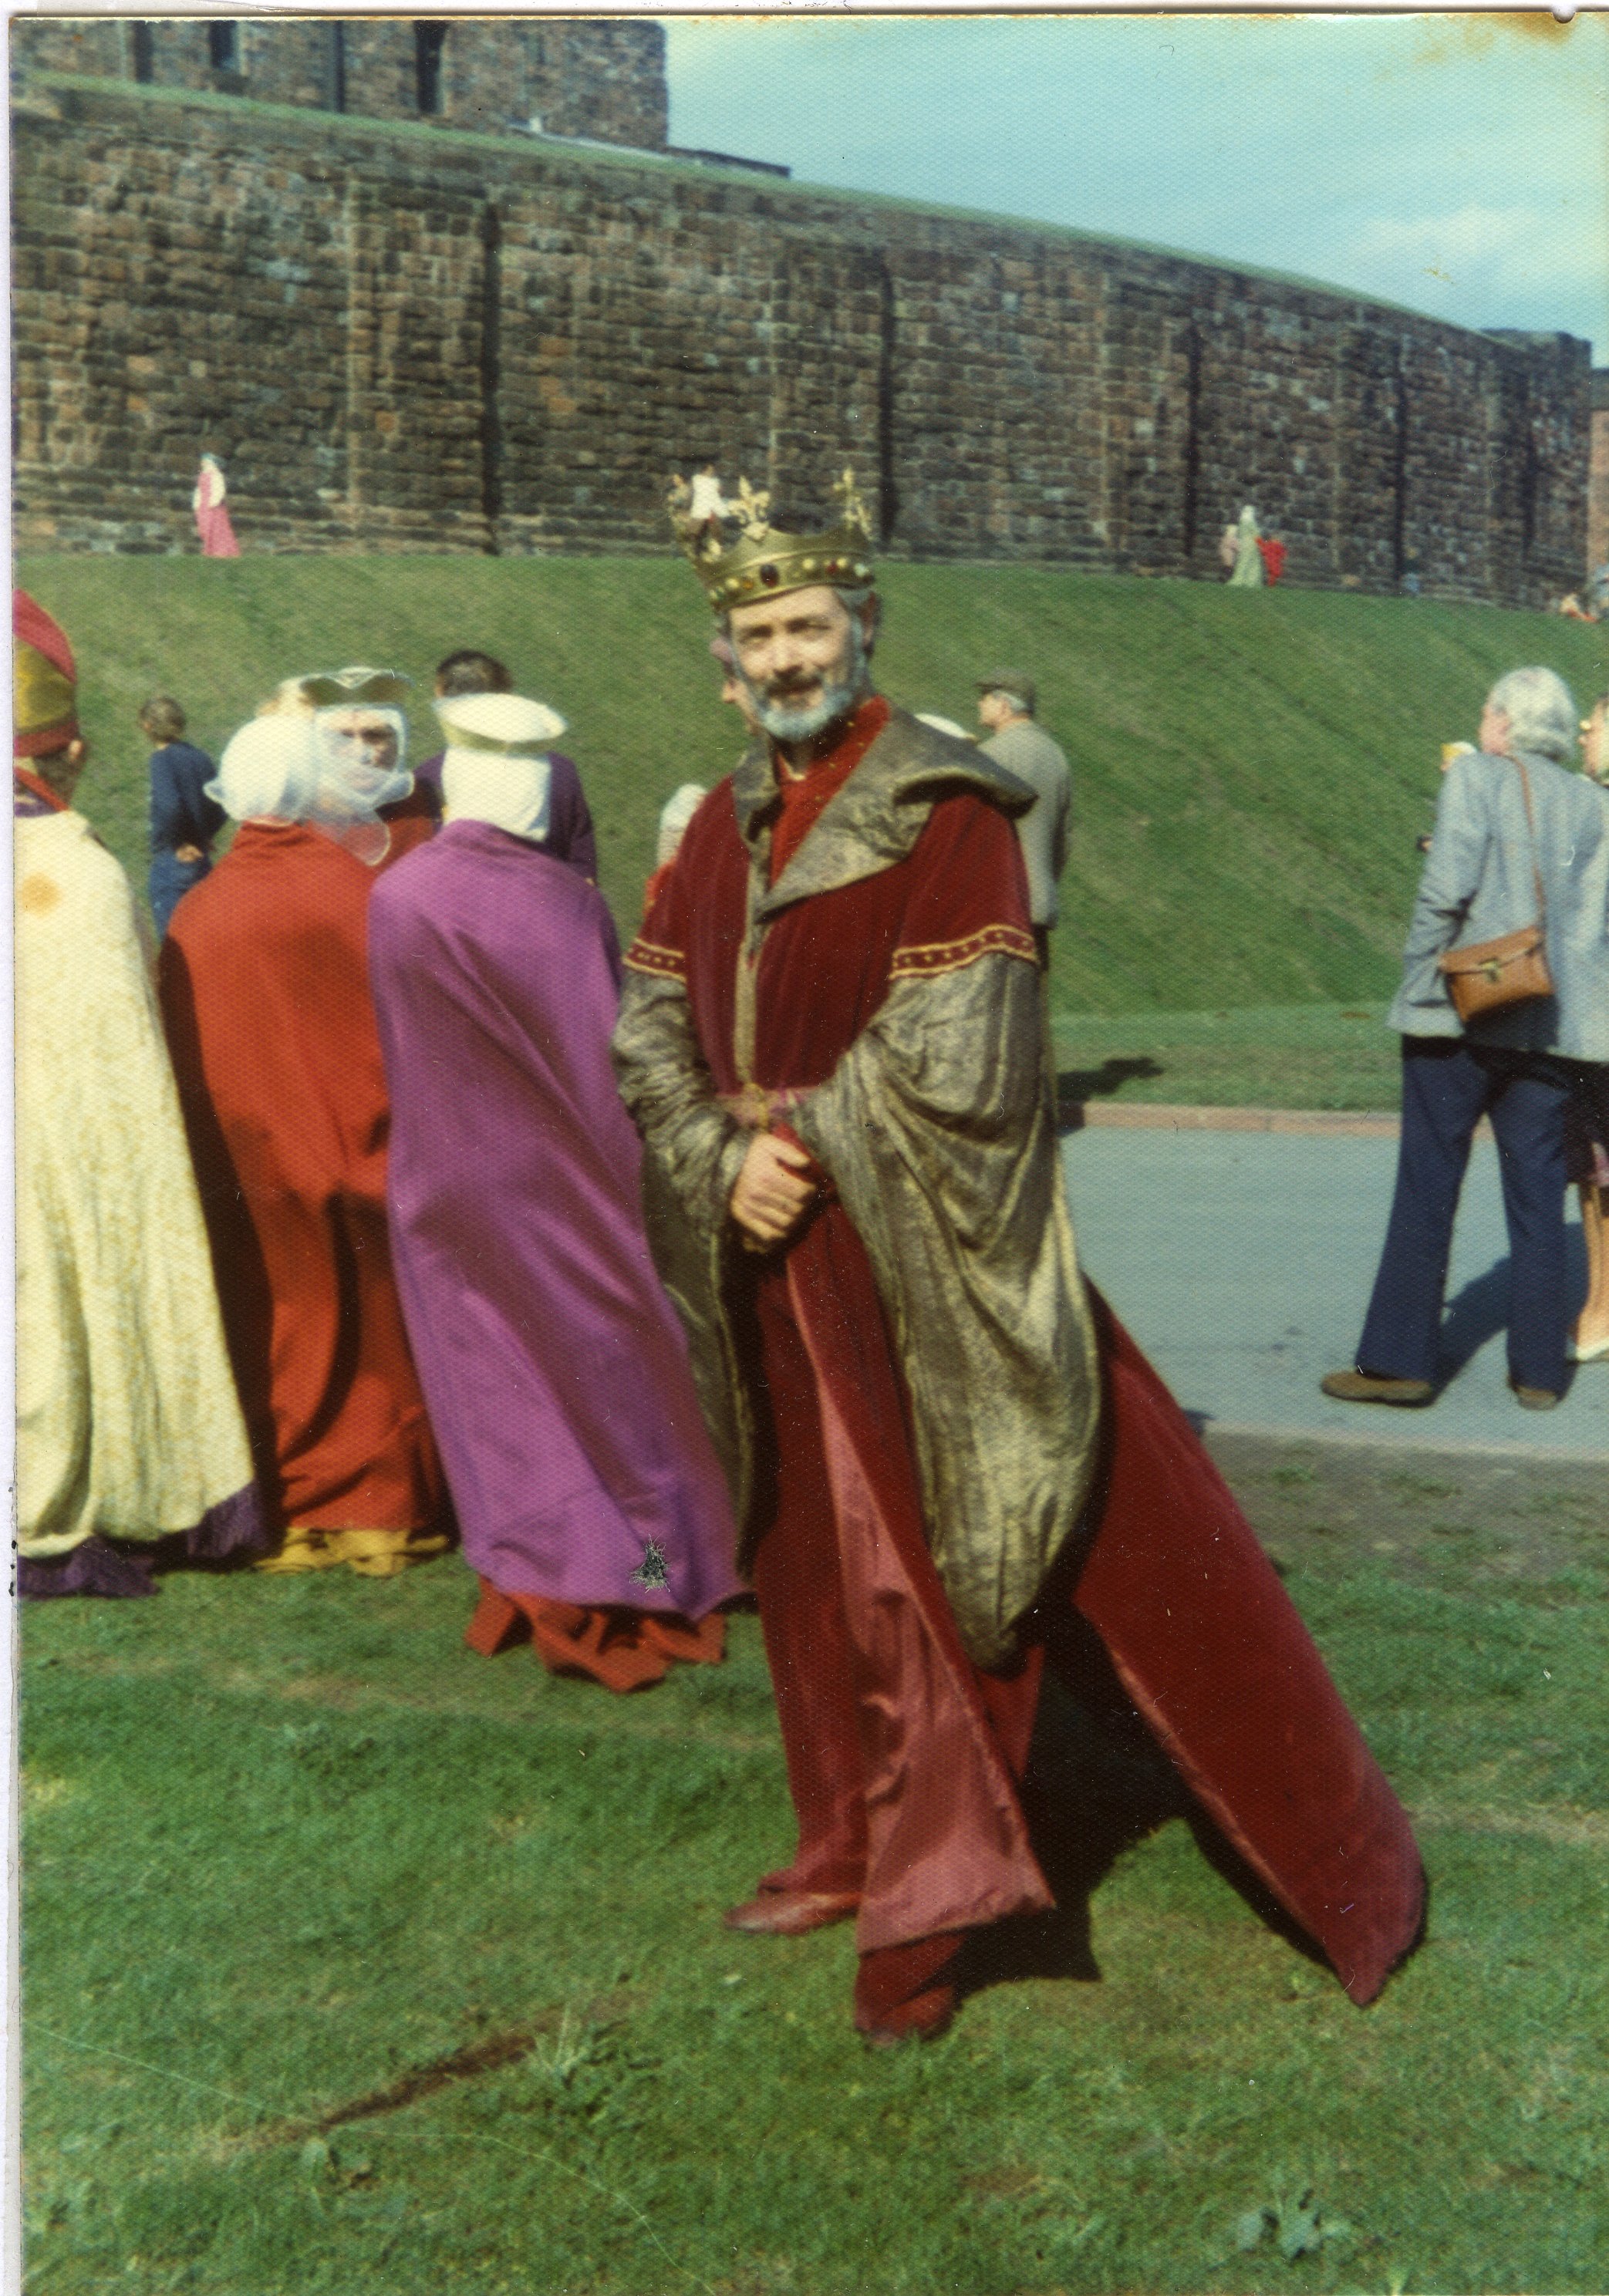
160, 819, 441, 1535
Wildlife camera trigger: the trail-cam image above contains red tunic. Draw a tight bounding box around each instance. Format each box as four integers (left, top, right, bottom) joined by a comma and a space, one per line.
643, 725, 1034, 1105
160, 819, 441, 1535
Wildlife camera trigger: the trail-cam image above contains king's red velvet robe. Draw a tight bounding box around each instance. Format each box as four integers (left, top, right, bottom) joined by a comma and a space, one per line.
614, 701, 1423, 2003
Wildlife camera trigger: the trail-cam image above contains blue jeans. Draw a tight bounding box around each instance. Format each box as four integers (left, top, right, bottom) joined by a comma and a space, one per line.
1357, 1037, 1571, 1394
149, 852, 210, 939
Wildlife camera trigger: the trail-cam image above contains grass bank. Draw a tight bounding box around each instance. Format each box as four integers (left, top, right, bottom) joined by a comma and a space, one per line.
18, 555, 1607, 1104
1054, 1000, 1405, 1114
22, 1445, 1607, 2294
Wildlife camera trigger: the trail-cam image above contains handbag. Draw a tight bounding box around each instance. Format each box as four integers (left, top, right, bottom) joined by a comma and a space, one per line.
1435, 760, 1555, 1023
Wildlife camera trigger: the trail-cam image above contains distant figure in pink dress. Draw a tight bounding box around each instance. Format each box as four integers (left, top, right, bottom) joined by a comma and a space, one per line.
193, 453, 240, 558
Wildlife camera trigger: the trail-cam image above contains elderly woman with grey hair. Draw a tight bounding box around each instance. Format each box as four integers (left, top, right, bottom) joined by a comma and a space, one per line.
1324, 665, 1609, 1412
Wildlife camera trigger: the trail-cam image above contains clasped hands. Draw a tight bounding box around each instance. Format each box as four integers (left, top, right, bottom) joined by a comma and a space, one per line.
729, 1129, 819, 1248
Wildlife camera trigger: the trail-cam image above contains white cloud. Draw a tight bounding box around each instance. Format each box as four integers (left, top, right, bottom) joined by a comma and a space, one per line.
1327, 206, 1608, 342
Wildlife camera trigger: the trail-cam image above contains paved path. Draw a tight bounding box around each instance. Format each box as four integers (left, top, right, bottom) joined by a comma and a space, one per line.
1060, 1118, 1607, 1462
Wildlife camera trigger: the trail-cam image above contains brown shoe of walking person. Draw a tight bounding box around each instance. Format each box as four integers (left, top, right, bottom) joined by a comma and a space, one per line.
1321, 1369, 1435, 1407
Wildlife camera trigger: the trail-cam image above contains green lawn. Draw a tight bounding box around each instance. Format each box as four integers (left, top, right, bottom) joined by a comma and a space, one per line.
21, 1447, 1609, 2295
1053, 1002, 1405, 1114
18, 555, 1607, 1106
19, 559, 1609, 2291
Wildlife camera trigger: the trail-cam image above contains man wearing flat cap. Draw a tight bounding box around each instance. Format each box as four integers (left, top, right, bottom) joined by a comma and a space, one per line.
975, 669, 1072, 973
612, 473, 1422, 2046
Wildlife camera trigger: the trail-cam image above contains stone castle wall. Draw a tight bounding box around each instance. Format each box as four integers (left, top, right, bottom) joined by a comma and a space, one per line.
1590, 373, 1609, 574
11, 66, 1590, 604
15, 17, 668, 145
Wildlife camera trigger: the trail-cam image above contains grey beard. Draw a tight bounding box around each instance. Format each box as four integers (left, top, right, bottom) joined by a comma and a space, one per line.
754, 673, 861, 745
745, 619, 870, 745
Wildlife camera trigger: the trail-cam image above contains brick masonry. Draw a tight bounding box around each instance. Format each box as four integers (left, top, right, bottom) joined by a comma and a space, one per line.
10, 38, 1591, 602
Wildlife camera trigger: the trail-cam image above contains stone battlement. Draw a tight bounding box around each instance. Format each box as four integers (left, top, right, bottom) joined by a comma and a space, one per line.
13, 16, 668, 147
10, 51, 1590, 602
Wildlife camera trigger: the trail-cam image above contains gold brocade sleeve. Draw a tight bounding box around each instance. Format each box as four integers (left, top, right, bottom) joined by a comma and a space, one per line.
612, 966, 751, 1232
611, 966, 755, 1519
789, 949, 1102, 1670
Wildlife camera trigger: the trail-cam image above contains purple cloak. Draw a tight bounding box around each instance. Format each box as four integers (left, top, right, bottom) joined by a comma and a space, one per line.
367, 819, 740, 1620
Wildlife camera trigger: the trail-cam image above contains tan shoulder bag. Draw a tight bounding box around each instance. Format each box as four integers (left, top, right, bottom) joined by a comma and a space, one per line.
1435, 760, 1553, 1023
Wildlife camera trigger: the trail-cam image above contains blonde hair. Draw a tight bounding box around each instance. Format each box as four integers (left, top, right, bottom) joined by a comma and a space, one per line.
254, 676, 316, 719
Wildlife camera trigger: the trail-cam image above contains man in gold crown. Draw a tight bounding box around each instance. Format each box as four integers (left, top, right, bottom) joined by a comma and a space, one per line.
613, 476, 1423, 2046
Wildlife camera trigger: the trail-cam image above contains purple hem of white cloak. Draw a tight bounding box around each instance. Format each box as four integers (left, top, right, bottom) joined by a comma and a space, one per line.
17, 1482, 268, 1599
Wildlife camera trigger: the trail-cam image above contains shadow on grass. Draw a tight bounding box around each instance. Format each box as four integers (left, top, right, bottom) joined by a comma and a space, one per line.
1056, 1055, 1165, 1133
960, 1613, 1333, 2006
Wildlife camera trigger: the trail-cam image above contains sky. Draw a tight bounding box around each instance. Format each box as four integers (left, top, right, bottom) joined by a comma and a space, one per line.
665, 12, 1607, 361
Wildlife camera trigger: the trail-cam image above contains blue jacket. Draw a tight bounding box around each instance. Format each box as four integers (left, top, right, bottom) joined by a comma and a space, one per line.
148, 740, 224, 859
1388, 747, 1609, 1062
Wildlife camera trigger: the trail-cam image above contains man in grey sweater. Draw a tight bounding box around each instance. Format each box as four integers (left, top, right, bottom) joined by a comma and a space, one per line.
975, 670, 1071, 968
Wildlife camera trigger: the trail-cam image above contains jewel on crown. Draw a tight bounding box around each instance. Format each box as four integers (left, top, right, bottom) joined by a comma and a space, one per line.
666, 465, 876, 614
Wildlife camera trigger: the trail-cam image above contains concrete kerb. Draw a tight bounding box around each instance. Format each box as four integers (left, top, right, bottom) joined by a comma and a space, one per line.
1065, 1100, 1400, 1138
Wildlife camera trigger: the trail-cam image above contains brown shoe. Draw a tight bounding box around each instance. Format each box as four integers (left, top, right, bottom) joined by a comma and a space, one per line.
723, 1888, 860, 1937
1321, 1369, 1435, 1407
1509, 1380, 1560, 1411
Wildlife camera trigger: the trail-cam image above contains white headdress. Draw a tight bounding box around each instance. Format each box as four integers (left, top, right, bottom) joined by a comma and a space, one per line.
209, 713, 321, 824
211, 666, 413, 865
436, 691, 567, 845
299, 667, 415, 864
311, 706, 412, 809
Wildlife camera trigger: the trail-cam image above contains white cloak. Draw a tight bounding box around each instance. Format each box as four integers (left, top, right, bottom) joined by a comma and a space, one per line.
15, 809, 255, 1554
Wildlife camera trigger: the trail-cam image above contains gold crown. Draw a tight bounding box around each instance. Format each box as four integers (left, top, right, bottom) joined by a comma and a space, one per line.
667, 468, 875, 614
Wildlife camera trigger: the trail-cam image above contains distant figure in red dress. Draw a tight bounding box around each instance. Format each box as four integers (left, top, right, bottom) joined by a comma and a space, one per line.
1257, 534, 1288, 585
192, 452, 240, 558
